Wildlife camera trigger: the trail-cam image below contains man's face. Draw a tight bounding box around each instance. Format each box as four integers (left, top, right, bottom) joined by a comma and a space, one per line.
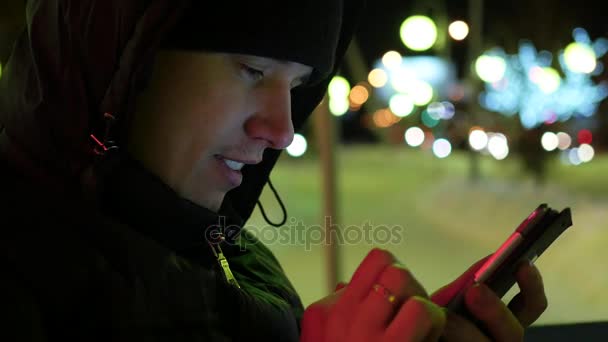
128, 51, 313, 211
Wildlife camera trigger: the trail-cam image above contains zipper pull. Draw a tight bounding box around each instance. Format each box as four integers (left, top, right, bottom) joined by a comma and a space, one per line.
209, 235, 241, 289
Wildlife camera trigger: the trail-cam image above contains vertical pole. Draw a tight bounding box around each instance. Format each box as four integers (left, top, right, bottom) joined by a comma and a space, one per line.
467, 0, 483, 183
312, 96, 340, 293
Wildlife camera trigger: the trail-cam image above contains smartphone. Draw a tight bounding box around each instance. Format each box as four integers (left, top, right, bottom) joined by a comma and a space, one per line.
443, 203, 573, 324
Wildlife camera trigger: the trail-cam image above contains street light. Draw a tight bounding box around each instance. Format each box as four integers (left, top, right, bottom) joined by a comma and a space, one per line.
475, 54, 506, 83
286, 134, 308, 158
389, 94, 415, 117
382, 51, 402, 70
368, 68, 388, 88
328, 76, 350, 116
448, 20, 469, 41
564, 42, 597, 74
400, 15, 437, 52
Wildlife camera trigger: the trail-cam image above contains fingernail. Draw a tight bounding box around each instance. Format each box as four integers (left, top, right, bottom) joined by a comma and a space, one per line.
520, 259, 542, 280
414, 296, 447, 326
392, 260, 406, 269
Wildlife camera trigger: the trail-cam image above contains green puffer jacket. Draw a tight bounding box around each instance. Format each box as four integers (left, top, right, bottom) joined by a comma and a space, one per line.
0, 152, 303, 341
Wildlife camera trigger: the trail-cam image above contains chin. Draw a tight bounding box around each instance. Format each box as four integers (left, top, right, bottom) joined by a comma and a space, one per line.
182, 188, 225, 213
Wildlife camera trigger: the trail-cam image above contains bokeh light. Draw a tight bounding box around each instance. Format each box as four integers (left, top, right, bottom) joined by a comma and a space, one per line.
328, 76, 350, 99
448, 84, 466, 102
425, 101, 456, 120
475, 55, 507, 83
422, 132, 435, 150
529, 66, 561, 94
286, 134, 307, 157
440, 101, 455, 119
390, 69, 417, 93
389, 94, 415, 117
427, 102, 444, 120
487, 134, 509, 160
477, 32, 608, 129
349, 85, 370, 106
382, 51, 403, 70
329, 97, 349, 116
568, 148, 582, 165
564, 42, 597, 74
448, 20, 469, 41
400, 15, 437, 51
577, 144, 595, 162
541, 132, 559, 151
373, 108, 401, 128
432, 139, 452, 158
421, 110, 440, 128
368, 68, 388, 88
410, 80, 434, 106
577, 129, 593, 145
404, 126, 425, 147
469, 129, 489, 151
557, 132, 572, 150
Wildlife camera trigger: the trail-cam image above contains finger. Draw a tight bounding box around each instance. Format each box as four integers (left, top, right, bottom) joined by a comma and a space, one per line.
465, 283, 524, 342
440, 311, 491, 342
431, 254, 491, 306
343, 248, 395, 301
354, 264, 428, 331
507, 261, 548, 327
326, 249, 394, 342
385, 296, 446, 342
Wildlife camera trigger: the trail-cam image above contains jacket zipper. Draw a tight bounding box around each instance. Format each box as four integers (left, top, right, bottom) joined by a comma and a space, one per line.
209, 234, 241, 289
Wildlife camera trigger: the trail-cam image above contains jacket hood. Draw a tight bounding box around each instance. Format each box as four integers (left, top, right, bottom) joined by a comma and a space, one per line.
0, 0, 364, 223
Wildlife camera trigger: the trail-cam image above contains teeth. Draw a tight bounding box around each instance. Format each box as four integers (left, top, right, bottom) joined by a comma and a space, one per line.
223, 159, 245, 171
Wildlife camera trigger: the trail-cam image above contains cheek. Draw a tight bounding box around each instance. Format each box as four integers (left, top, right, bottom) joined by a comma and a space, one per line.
202, 85, 251, 130
181, 89, 249, 153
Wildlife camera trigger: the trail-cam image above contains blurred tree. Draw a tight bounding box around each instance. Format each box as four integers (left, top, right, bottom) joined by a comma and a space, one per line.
477, 0, 607, 181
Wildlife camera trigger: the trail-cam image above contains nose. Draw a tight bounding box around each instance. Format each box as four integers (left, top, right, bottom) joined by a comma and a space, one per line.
244, 85, 295, 150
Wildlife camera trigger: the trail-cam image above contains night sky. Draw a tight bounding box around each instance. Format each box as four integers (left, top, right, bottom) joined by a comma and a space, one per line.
2, 1, 607, 69
355, 0, 607, 70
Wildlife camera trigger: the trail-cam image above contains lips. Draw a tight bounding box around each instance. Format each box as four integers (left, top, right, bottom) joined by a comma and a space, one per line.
214, 155, 261, 187
215, 155, 261, 169
223, 159, 245, 171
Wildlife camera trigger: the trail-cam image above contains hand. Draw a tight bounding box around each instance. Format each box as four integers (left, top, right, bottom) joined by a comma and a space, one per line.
301, 248, 446, 342
431, 257, 548, 341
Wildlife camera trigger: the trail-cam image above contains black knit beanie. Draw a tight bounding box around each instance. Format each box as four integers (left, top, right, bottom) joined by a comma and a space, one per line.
161, 1, 344, 85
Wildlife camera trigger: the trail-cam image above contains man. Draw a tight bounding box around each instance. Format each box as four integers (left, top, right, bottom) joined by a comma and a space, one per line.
0, 0, 546, 340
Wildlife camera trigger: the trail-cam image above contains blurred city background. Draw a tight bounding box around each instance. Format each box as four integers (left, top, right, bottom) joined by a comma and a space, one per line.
1, 0, 606, 325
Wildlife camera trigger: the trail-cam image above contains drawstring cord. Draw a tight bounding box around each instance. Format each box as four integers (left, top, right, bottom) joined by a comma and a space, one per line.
257, 178, 287, 227
90, 112, 287, 228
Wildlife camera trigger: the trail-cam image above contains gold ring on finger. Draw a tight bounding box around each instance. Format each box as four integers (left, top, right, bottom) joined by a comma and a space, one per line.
372, 283, 397, 304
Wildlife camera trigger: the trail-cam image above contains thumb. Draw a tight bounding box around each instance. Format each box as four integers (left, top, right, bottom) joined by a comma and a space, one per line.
431, 255, 491, 306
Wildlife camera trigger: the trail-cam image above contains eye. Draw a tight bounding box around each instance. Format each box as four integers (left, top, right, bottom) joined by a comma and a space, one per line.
239, 63, 265, 82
